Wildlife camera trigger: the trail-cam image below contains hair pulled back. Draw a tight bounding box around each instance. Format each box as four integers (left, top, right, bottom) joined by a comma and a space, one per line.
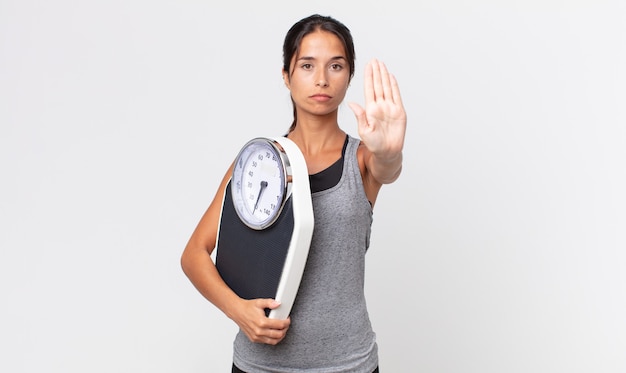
282, 14, 356, 132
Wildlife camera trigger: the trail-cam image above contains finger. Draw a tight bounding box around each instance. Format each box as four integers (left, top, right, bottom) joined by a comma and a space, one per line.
389, 73, 404, 107
263, 335, 285, 346
264, 314, 291, 330
260, 320, 290, 345
348, 102, 365, 120
252, 299, 280, 318
363, 60, 375, 105
370, 59, 383, 101
266, 323, 289, 336
378, 61, 393, 102
255, 299, 280, 310
348, 102, 369, 132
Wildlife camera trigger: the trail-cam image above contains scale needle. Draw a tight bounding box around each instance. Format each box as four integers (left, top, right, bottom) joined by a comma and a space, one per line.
253, 180, 268, 213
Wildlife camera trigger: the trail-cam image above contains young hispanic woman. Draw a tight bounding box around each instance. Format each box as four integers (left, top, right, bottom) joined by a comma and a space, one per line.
181, 14, 406, 373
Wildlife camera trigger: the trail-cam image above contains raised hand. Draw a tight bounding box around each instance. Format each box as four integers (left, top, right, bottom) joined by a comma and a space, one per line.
348, 59, 406, 159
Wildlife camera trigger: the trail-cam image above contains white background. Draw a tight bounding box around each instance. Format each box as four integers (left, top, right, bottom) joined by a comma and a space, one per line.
1, 1, 625, 372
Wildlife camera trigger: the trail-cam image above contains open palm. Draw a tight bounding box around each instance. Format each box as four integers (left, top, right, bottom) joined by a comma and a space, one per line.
349, 59, 407, 158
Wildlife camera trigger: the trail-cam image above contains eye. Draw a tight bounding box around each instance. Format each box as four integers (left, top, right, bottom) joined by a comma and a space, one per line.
330, 63, 344, 71
301, 63, 313, 70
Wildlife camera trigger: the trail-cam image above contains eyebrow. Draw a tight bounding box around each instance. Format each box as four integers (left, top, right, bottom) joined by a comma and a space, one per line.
297, 55, 347, 62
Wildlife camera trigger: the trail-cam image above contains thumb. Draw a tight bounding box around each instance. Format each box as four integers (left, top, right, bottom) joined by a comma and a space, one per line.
348, 102, 366, 125
257, 299, 281, 310
348, 102, 371, 137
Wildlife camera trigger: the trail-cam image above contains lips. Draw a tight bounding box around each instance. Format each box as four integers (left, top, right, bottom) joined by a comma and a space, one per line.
310, 94, 332, 102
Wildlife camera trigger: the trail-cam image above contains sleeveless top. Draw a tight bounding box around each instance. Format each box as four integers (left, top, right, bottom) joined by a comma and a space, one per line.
232, 135, 378, 372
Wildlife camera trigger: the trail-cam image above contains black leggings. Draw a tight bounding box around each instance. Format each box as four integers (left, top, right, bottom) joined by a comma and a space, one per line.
232, 364, 379, 373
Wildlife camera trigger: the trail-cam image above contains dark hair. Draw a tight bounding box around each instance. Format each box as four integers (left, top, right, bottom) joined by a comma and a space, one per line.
282, 14, 356, 132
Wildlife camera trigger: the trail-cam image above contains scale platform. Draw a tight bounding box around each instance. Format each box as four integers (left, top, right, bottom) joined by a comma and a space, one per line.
215, 137, 314, 319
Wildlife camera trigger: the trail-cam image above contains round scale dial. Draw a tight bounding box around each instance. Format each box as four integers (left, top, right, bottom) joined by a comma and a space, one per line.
231, 138, 290, 230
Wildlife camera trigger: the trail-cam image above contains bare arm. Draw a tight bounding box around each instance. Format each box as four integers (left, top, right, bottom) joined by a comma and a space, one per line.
180, 164, 290, 345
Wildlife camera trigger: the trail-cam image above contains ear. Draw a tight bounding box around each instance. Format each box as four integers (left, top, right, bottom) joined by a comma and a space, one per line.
282, 68, 290, 89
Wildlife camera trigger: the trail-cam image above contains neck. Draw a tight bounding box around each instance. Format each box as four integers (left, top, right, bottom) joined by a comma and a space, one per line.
287, 121, 345, 157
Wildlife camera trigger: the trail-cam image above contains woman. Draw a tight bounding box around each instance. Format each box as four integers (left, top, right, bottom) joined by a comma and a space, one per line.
181, 14, 406, 372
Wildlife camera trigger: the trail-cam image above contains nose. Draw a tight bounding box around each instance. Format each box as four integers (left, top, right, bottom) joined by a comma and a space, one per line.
316, 72, 329, 88
316, 80, 328, 88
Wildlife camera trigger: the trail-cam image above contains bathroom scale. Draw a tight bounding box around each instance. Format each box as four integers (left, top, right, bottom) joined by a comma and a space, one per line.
215, 136, 314, 319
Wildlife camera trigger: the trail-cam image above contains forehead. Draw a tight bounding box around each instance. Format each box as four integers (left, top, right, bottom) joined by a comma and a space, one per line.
298, 30, 346, 58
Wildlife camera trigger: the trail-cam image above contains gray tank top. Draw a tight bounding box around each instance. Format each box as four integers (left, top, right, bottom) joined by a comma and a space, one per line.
233, 135, 378, 372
